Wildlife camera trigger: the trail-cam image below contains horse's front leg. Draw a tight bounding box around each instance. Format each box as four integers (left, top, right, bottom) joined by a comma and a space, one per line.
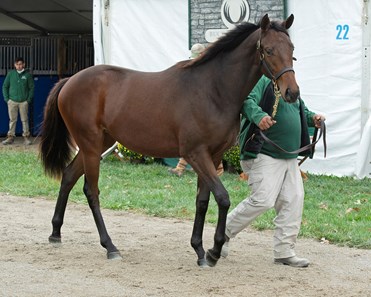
188, 156, 230, 267
49, 153, 84, 243
190, 178, 210, 267
205, 180, 230, 267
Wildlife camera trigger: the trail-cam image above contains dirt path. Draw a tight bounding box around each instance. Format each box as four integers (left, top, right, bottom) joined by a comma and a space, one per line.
0, 194, 370, 297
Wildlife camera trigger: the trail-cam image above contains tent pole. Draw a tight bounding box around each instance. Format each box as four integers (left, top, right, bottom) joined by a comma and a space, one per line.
188, 0, 191, 49
361, 0, 371, 133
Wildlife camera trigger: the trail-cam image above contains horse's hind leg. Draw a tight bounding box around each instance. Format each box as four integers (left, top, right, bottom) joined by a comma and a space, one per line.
49, 152, 84, 243
49, 136, 116, 251
81, 142, 121, 259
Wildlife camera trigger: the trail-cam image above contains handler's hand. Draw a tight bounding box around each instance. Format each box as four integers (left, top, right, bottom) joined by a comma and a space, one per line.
258, 116, 276, 130
313, 114, 326, 128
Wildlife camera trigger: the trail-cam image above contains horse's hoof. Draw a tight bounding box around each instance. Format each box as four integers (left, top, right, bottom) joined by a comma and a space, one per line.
48, 235, 61, 244
197, 258, 209, 268
206, 249, 219, 267
107, 251, 122, 260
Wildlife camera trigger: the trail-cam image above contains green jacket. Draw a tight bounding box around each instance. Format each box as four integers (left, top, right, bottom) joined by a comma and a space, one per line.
2, 69, 34, 103
239, 76, 315, 160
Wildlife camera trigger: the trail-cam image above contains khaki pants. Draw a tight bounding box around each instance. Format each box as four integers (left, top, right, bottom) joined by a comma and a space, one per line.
226, 154, 304, 259
7, 100, 30, 137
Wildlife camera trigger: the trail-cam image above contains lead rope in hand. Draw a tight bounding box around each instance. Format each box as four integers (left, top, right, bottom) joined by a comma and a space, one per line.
242, 80, 280, 145
259, 117, 327, 158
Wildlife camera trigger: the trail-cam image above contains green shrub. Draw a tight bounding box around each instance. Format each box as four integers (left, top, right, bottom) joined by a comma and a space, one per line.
117, 143, 241, 170
223, 145, 242, 173
117, 144, 154, 164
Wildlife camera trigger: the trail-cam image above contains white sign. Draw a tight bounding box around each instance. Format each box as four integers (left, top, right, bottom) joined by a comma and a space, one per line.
205, 0, 250, 42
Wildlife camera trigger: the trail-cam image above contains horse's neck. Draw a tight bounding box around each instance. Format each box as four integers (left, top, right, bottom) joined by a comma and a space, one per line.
209, 30, 263, 111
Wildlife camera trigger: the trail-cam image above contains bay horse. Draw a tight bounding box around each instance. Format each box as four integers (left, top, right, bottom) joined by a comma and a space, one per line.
39, 14, 299, 267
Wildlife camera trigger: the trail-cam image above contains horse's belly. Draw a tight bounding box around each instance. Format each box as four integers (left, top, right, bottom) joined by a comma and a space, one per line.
109, 121, 180, 158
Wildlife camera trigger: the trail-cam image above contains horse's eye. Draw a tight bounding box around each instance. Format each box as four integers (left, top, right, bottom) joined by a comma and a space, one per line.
265, 48, 273, 56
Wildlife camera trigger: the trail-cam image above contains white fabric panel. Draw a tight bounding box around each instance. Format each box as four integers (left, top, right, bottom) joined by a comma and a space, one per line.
287, 0, 368, 177
93, 0, 102, 65
356, 0, 371, 178
94, 0, 189, 71
356, 116, 371, 178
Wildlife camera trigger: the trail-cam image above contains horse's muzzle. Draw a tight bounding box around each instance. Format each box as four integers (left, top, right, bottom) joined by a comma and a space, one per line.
285, 88, 300, 103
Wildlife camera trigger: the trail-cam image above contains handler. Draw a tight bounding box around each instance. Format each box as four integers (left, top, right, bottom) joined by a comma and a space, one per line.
222, 75, 325, 267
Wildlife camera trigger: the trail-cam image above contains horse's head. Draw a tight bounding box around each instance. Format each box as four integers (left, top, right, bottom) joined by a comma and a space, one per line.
258, 14, 299, 103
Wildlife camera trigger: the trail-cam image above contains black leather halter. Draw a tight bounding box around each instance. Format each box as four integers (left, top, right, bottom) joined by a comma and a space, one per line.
256, 40, 295, 81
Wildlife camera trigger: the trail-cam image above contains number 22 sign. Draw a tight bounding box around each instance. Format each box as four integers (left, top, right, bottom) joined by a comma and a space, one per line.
336, 24, 349, 40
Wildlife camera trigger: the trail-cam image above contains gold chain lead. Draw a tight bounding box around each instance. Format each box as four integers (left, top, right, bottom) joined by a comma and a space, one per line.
272, 81, 280, 119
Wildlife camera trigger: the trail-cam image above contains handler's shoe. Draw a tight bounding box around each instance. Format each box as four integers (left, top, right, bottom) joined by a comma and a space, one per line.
274, 256, 310, 268
220, 236, 230, 258
24, 136, 31, 145
2, 136, 14, 145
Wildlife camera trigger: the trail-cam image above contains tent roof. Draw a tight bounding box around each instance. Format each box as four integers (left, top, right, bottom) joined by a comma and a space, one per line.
0, 0, 92, 35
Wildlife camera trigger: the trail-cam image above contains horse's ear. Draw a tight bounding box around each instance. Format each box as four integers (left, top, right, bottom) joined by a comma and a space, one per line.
260, 14, 270, 32
283, 14, 294, 29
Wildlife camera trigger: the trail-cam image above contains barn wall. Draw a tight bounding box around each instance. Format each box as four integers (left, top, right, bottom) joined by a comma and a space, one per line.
0, 35, 94, 136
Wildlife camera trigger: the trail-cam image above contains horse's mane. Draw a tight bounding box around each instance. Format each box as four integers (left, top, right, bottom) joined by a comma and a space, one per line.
181, 20, 289, 68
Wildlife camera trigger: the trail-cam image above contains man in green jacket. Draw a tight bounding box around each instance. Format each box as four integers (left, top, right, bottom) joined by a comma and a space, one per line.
2, 57, 34, 145
221, 75, 325, 267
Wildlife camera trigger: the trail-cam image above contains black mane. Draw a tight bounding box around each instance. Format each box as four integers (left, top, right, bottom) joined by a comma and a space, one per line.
183, 20, 289, 68
183, 22, 258, 68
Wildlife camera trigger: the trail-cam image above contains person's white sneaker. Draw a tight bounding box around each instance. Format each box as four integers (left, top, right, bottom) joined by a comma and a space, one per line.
24, 137, 31, 145
2, 136, 14, 145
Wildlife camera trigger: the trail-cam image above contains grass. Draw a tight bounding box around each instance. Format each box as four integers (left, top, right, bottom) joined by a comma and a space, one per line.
0, 149, 370, 249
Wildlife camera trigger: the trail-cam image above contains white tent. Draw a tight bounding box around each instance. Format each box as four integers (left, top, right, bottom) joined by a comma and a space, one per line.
93, 0, 189, 71
287, 0, 371, 178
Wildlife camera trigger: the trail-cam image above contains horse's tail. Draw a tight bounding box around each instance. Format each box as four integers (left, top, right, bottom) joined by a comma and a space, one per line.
39, 78, 74, 180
